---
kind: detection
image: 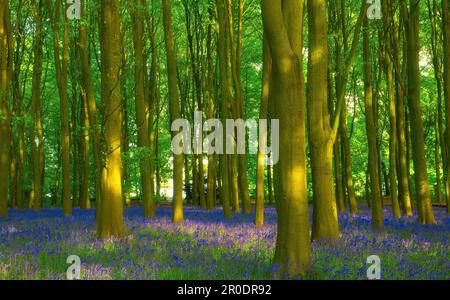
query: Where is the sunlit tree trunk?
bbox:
[262,0,310,277]
[403,0,436,224]
[307,0,339,240]
[97,0,125,238]
[255,36,271,227]
[390,0,413,215]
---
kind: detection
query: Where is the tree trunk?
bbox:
[0,0,12,217]
[262,0,310,277]
[162,0,184,223]
[80,0,102,219]
[442,0,450,213]
[49,0,71,216]
[403,0,436,224]
[216,0,232,219]
[131,0,155,218]
[307,0,339,240]
[363,17,384,230]
[255,35,271,227]
[97,0,125,238]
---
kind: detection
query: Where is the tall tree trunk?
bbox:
[334,0,358,214]
[49,0,71,216]
[216,0,232,219]
[97,0,125,238]
[382,0,401,218]
[308,0,339,240]
[390,0,413,215]
[0,0,12,217]
[403,0,436,224]
[205,7,217,211]
[162,0,184,223]
[30,0,44,212]
[131,0,155,218]
[229,0,252,214]
[79,89,90,210]
[262,0,310,277]
[255,36,271,227]
[363,17,384,230]
[442,0,450,213]
[309,1,366,240]
[80,0,102,219]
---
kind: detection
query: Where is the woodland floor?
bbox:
[0,205,449,280]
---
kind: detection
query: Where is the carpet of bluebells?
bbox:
[0,205,449,280]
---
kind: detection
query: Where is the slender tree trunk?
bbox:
[30,0,44,212]
[390,0,413,215]
[131,0,155,218]
[382,0,401,218]
[205,7,217,211]
[230,0,252,214]
[363,17,384,230]
[216,0,232,219]
[442,0,450,213]
[255,36,271,227]
[79,90,90,210]
[49,0,71,216]
[162,0,184,223]
[0,0,12,217]
[403,0,436,224]
[80,0,102,219]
